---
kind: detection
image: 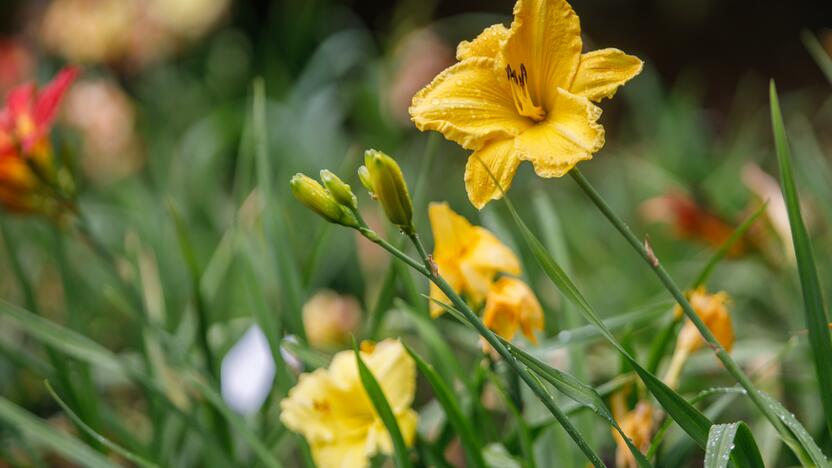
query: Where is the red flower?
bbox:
[0,67,78,158]
[0,67,79,214]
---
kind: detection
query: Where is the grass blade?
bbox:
[404,344,485,468]
[44,380,160,468]
[353,342,413,468]
[252,78,305,340]
[0,396,116,468]
[770,81,832,437]
[705,422,763,468]
[508,344,651,468]
[500,193,764,467]
[802,30,832,85]
[705,423,740,468]
[758,390,828,466]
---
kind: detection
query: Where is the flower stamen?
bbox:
[506,64,545,122]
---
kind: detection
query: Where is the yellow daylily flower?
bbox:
[280,339,418,468]
[482,276,544,345]
[409,0,642,209]
[428,202,521,317]
[664,288,734,388]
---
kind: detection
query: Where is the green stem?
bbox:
[401,233,605,468]
[569,168,794,446]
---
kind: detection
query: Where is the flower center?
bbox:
[506,64,545,122]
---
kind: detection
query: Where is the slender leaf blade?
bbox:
[0,397,116,468]
[353,342,413,468]
[44,380,159,468]
[770,81,832,437]
[706,423,740,468]
[500,193,764,467]
[802,30,832,85]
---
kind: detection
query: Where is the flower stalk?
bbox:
[568,167,796,450]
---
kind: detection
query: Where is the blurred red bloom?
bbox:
[0,67,79,214]
[0,39,34,96]
[640,192,746,256]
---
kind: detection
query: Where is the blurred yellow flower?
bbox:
[409,0,642,208]
[280,339,418,468]
[482,277,544,345]
[302,290,362,349]
[612,401,653,468]
[428,202,520,317]
[664,288,734,388]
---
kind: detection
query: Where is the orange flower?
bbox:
[482,277,544,345]
[612,401,653,468]
[0,67,78,214]
[664,288,734,388]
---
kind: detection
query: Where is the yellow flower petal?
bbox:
[280,340,418,468]
[310,437,369,468]
[366,408,419,456]
[280,369,342,444]
[515,88,605,178]
[501,0,583,111]
[428,202,474,261]
[459,228,522,303]
[570,48,643,102]
[482,277,543,344]
[456,24,509,61]
[410,57,532,150]
[362,339,417,412]
[464,138,521,209]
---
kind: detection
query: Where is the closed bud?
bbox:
[320,169,357,209]
[290,173,358,228]
[363,149,414,234]
[357,165,374,197]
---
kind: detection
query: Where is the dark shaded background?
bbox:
[3,0,831,103]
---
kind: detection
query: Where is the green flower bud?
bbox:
[290,173,358,228]
[357,165,374,197]
[363,149,414,234]
[320,169,357,209]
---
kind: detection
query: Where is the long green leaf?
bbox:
[770,81,832,437]
[353,342,413,468]
[802,30,832,85]
[706,423,741,468]
[44,380,160,468]
[500,194,763,467]
[252,78,305,340]
[758,390,828,466]
[0,396,116,468]
[705,422,763,468]
[404,344,485,468]
[508,344,651,468]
